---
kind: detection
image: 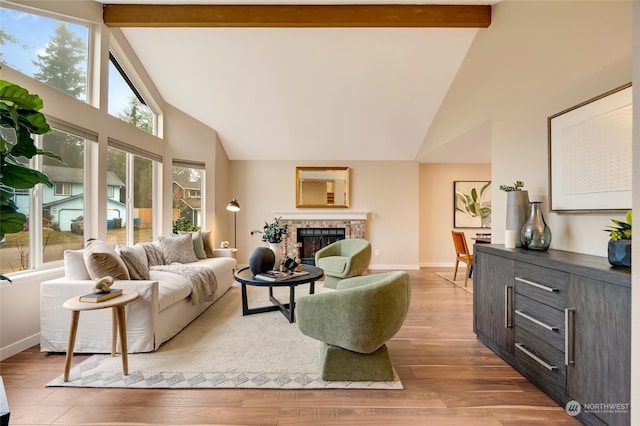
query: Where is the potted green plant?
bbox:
[1,73,61,281]
[251,217,288,244]
[500,180,529,247]
[604,210,631,268]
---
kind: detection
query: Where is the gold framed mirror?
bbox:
[296,166,350,208]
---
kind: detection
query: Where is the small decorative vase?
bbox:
[506,190,529,247]
[269,242,283,270]
[607,239,631,268]
[521,201,551,251]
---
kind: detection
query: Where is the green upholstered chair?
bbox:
[296,271,411,381]
[314,238,371,289]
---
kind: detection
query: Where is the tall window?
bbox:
[0,6,89,102]
[172,163,205,230]
[108,53,155,134]
[107,145,157,247]
[0,127,87,274]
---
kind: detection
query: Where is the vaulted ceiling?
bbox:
[99,1,497,162]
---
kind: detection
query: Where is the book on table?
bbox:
[254,270,310,282]
[79,288,123,303]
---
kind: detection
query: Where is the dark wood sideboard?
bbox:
[473,244,631,426]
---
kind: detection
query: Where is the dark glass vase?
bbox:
[521,201,551,251]
[608,239,631,268]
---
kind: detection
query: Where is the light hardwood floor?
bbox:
[1,269,579,425]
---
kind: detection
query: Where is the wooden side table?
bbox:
[62,290,140,382]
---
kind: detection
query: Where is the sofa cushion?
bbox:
[83,239,130,280]
[201,230,215,258]
[64,249,91,280]
[179,231,207,259]
[160,234,198,264]
[149,270,194,311]
[117,244,151,280]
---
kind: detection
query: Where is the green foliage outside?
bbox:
[172,217,200,234]
[32,22,87,99]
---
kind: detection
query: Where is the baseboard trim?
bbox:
[420,262,456,268]
[369,264,420,270]
[0,333,39,361]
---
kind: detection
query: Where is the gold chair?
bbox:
[451,231,473,287]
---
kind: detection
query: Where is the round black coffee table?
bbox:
[234,265,324,323]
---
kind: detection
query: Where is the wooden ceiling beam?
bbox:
[103,4,491,28]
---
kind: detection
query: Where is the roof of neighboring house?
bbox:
[173,179,201,190]
[43,165,125,187]
[179,198,201,210]
[44,194,126,209]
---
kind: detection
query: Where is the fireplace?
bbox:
[278,212,368,266]
[297,227,346,265]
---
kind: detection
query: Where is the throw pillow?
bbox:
[179,231,207,259]
[137,242,164,266]
[160,234,198,264]
[200,230,215,258]
[116,244,151,280]
[83,238,130,280]
[64,249,91,280]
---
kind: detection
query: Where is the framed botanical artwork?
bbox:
[454,181,491,228]
[548,83,632,212]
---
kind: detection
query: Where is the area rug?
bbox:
[435,271,473,293]
[46,283,402,390]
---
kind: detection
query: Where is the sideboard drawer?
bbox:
[515,295,565,352]
[515,263,568,309]
[515,328,566,394]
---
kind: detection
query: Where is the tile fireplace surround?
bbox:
[275,211,369,257]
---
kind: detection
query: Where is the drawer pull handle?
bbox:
[565,308,575,366]
[504,285,513,328]
[515,310,558,331]
[515,277,558,293]
[515,343,557,371]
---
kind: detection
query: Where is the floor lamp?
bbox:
[226,198,240,248]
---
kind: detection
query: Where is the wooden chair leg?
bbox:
[464,262,469,287]
[453,259,460,280]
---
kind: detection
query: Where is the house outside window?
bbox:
[54,183,72,196]
[172,163,205,230]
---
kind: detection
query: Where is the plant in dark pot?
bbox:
[251,217,289,270]
[604,210,631,268]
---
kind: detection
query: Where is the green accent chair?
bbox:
[297,271,411,381]
[314,238,371,289]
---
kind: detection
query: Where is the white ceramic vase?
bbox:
[268,242,283,270]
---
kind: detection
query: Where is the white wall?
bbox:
[419,163,491,267]
[230,160,420,270]
[422,0,633,257]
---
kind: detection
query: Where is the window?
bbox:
[54,183,71,196]
[172,162,205,230]
[107,145,158,247]
[108,53,155,134]
[0,6,89,102]
[0,127,87,274]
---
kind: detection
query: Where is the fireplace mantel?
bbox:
[273,211,369,220]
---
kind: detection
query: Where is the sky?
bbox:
[0,6,131,116]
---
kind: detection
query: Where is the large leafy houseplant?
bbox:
[1,76,60,241]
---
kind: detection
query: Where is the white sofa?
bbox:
[40,239,237,354]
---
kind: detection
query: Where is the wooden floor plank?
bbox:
[0,269,579,425]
